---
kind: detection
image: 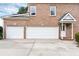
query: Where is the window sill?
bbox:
[50,15,56,17]
[30,15,36,16]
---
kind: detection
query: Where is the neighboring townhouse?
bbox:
[3,3,79,40]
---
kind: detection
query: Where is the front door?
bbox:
[60,23,72,39]
[66,23,72,39]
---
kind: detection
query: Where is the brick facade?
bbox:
[3,3,79,39]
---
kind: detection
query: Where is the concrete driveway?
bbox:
[0,39,79,56]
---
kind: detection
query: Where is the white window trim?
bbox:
[30,6,36,16]
[50,6,56,16]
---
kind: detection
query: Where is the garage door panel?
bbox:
[26,27,59,39]
[6,27,24,39]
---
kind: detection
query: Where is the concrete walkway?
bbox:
[0,39,79,56]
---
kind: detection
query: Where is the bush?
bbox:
[0,26,3,40]
[75,32,79,43]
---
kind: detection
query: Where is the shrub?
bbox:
[75,32,79,43]
[0,26,3,40]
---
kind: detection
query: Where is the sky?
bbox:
[0,3,27,17]
[0,3,27,27]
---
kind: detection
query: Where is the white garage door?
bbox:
[26,27,59,39]
[6,26,24,39]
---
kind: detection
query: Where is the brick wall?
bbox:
[4,3,79,39]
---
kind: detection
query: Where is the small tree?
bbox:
[17,7,28,14]
[0,26,3,40]
[75,32,79,47]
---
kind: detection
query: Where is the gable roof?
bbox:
[60,13,76,23]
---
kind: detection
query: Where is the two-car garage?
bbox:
[6,26,59,39]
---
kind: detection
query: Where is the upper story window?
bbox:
[30,6,36,16]
[50,6,56,16]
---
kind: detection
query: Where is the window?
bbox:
[30,6,36,16]
[50,6,56,16]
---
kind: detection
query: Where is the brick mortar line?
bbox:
[27,40,36,56]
